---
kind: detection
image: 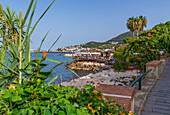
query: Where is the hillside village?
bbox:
[57,41,118,52]
[56,31,136,52]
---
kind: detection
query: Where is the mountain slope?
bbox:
[66,31,136,49]
[105,31,136,44]
[82,31,135,48]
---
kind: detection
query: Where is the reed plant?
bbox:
[0,0,57,87]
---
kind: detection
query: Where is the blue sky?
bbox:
[1,0,170,50]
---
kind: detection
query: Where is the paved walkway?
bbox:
[142,59,170,115]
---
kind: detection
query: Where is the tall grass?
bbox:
[0,0,56,87]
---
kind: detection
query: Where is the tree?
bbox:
[134,16,147,37]
[127,17,135,37]
[152,21,170,53]
[127,16,147,38]
[139,16,147,32]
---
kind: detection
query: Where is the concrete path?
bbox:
[142,59,170,115]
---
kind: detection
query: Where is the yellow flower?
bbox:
[97,96,101,102]
[93,90,99,95]
[92,109,96,114]
[128,110,133,115]
[113,102,116,105]
[128,113,133,115]
[97,106,101,110]
[88,106,92,110]
[88,104,92,110]
[88,104,90,107]
[107,112,111,115]
[115,108,119,110]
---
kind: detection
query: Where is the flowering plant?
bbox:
[0,83,135,115]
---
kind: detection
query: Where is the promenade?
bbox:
[142,59,170,115]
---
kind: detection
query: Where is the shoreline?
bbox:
[60,68,140,88]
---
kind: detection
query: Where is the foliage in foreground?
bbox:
[0,83,132,115]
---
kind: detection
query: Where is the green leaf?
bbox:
[21,109,28,115]
[58,98,70,105]
[38,71,53,79]
[76,109,81,115]
[67,67,79,78]
[3,94,10,98]
[47,75,58,85]
[21,0,34,27]
[18,88,23,94]
[0,62,18,74]
[39,63,49,69]
[6,59,19,76]
[0,78,7,86]
[46,58,79,77]
[65,105,72,115]
[28,109,34,115]
[12,108,20,114]
[54,100,59,105]
[41,91,54,98]
[58,110,65,115]
[24,88,33,93]
[33,106,39,114]
[29,102,34,108]
[74,103,79,107]
[28,0,55,38]
[12,95,22,102]
[51,105,57,115]
[7,111,12,114]
[48,34,61,52]
[8,40,19,58]
[36,31,49,59]
[43,108,51,115]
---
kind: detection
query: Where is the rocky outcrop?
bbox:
[61,69,140,88]
[67,61,106,71]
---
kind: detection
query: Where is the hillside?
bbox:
[82,31,136,48]
[82,41,102,48]
[61,31,136,49]
[105,31,136,44]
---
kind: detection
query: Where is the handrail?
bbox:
[129,69,152,90]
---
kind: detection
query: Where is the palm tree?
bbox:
[139,16,147,32]
[127,16,147,38]
[127,17,135,37]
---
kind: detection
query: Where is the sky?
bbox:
[1,0,170,50]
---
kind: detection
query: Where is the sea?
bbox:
[31,53,92,84]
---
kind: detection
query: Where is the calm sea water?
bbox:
[31,53,92,84]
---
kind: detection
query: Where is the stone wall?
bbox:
[146,57,169,79]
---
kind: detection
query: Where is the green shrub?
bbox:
[0,83,131,115]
